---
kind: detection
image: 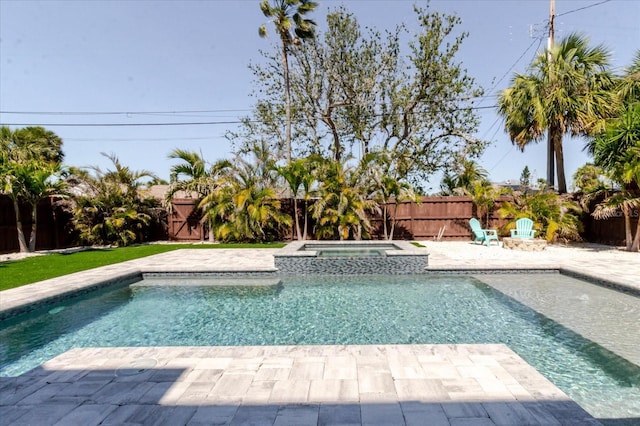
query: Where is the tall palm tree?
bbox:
[498,33,615,193]
[259,0,317,163]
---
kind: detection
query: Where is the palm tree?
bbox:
[440,159,488,196]
[590,102,640,251]
[259,0,317,163]
[466,180,507,229]
[201,145,291,242]
[68,153,159,246]
[312,157,380,240]
[167,149,232,241]
[366,152,419,240]
[1,126,65,252]
[276,156,319,240]
[498,33,615,193]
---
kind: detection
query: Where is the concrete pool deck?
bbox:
[1,241,638,425]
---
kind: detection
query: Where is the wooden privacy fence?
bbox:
[1,194,636,253]
[167,196,510,242]
[0,195,74,253]
[368,196,509,241]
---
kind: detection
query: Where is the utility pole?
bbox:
[546,0,555,189]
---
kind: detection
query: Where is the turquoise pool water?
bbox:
[1,274,639,421]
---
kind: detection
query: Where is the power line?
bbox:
[0,109,252,115]
[0,105,500,127]
[0,120,247,127]
[557,0,612,17]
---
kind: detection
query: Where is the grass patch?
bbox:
[0,243,285,291]
[411,241,426,247]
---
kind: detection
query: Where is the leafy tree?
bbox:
[68,153,160,246]
[239,6,486,187]
[259,0,318,164]
[0,126,65,252]
[498,33,615,193]
[519,166,531,189]
[573,163,608,194]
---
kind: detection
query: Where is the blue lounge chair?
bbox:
[469,218,499,247]
[511,218,537,239]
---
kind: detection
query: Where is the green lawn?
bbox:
[0,243,285,291]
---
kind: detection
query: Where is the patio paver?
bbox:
[1,345,599,425]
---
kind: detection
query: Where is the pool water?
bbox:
[316,249,386,257]
[1,274,639,421]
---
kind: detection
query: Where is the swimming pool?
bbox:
[1,273,639,421]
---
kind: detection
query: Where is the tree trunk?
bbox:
[382,205,389,240]
[546,128,555,190]
[624,211,632,251]
[302,199,309,241]
[28,201,37,252]
[282,42,292,164]
[552,126,567,194]
[208,219,214,242]
[388,203,398,241]
[292,197,302,240]
[631,214,640,252]
[12,197,29,253]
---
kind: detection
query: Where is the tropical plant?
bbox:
[590,115,640,251]
[68,153,160,246]
[587,51,640,251]
[440,159,488,195]
[259,0,318,163]
[201,144,292,242]
[0,126,65,252]
[498,33,615,193]
[366,151,419,240]
[166,148,232,241]
[312,157,380,240]
[498,188,583,243]
[466,180,508,229]
[275,155,321,240]
[572,163,608,194]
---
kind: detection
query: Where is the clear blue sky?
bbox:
[1,0,638,192]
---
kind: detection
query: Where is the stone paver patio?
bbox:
[1,241,638,425]
[2,345,599,425]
